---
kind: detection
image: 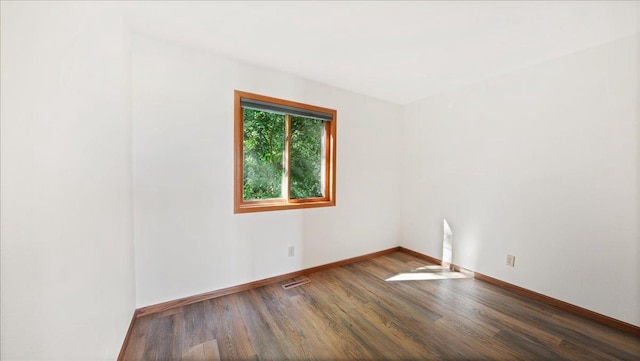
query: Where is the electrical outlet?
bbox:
[506,254,516,267]
[288,246,295,257]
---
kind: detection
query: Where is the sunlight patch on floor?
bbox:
[385,265,470,282]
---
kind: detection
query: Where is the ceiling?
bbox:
[124,1,639,105]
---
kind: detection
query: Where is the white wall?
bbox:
[400,34,640,326]
[132,35,402,307]
[1,2,136,360]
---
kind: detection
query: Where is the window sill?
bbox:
[234,200,336,214]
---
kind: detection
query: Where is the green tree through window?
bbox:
[290,116,324,199]
[235,91,336,213]
[243,109,285,200]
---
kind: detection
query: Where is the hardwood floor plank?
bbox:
[121,318,149,361]
[204,339,222,360]
[122,251,640,360]
[556,339,623,361]
[550,310,640,353]
[182,302,208,350]
[494,329,570,361]
[237,289,289,360]
[261,285,323,359]
[210,296,258,360]
[286,292,355,359]
[296,276,382,359]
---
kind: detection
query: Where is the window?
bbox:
[234,90,336,213]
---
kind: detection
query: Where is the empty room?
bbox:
[1,1,639,360]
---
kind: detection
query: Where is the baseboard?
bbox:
[136,247,400,318]
[398,247,640,337]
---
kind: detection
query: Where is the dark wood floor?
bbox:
[121,251,640,360]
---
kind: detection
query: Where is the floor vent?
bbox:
[282,278,311,290]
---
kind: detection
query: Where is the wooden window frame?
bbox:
[234,90,337,213]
